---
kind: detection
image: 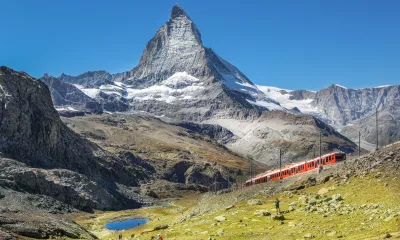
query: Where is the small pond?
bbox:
[105,218,148,230]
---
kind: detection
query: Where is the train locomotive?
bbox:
[244,152,346,187]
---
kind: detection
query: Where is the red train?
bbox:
[244,152,346,187]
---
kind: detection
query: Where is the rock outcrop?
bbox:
[0,66,148,212]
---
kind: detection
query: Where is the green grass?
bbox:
[75,172,400,240]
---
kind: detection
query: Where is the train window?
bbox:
[336,154,344,160]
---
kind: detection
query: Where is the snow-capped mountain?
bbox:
[41,5,357,166]
[47,5,282,117]
[257,84,400,147]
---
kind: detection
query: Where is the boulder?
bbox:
[247,199,264,206]
[214,216,226,222]
[298,195,308,204]
[317,187,329,195]
[154,225,169,230]
[331,194,343,202]
[304,233,314,238]
[254,210,271,216]
[225,205,234,210]
[326,231,336,237]
[272,214,285,221]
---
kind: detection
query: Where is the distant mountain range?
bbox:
[258,84,400,149]
[38,5,399,164]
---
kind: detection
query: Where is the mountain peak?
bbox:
[171,4,189,19]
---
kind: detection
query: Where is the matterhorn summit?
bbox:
[40,5,357,165]
[109,4,281,116]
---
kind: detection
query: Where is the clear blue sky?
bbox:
[1,0,399,90]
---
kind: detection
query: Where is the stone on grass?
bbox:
[384,233,392,238]
[254,210,271,216]
[331,194,343,202]
[318,187,329,195]
[326,230,336,237]
[214,215,226,222]
[247,199,264,205]
[272,214,285,221]
[304,233,314,238]
[153,224,169,230]
[225,205,234,210]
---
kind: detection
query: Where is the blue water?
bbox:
[105,218,148,230]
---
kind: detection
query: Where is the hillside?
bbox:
[77,143,400,239]
[61,114,267,197]
[1,66,271,239]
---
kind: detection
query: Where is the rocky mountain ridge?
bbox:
[0,66,242,239]
[258,84,400,147]
[39,5,357,166]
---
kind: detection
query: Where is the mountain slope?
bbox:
[0,67,153,211]
[258,84,400,147]
[41,5,357,165]
[40,74,102,113]
[77,143,400,240]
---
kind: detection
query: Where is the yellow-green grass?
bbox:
[74,195,200,239]
[75,173,400,240]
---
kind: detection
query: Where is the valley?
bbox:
[0,3,399,240]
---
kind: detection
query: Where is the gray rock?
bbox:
[272,214,285,221]
[254,210,271,216]
[40,74,102,113]
[331,194,343,202]
[0,67,150,214]
[304,233,314,238]
[214,216,226,222]
[225,205,235,210]
[247,199,264,206]
[154,225,169,230]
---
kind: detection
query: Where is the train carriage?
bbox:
[244,152,346,187]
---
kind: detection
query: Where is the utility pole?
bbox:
[319,131,322,164]
[227,172,230,189]
[313,141,316,158]
[359,132,361,157]
[376,107,379,150]
[214,172,217,193]
[279,149,282,179]
[249,158,253,186]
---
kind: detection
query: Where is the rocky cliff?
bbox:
[0,66,149,211]
[40,74,102,113]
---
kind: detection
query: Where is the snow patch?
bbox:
[333,84,347,89]
[126,72,205,103]
[55,107,78,112]
[246,99,285,111]
[257,85,317,113]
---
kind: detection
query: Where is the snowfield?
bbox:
[256,85,317,113]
